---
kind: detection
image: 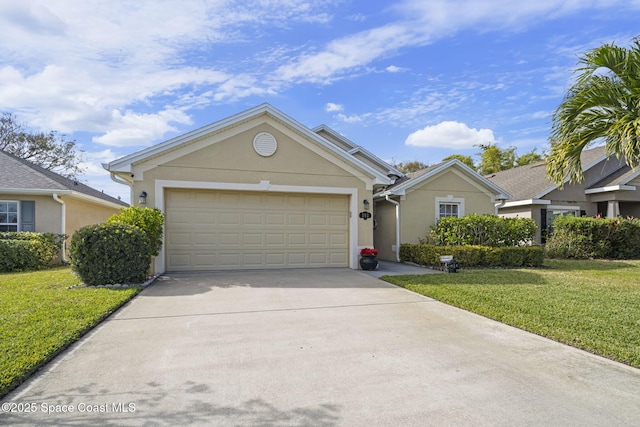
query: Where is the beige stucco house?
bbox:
[104,104,403,273]
[0,150,128,256]
[373,160,511,261]
[487,146,640,243]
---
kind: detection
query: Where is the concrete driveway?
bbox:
[2,268,639,426]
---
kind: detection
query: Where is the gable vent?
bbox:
[253,132,278,157]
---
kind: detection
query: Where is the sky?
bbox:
[1,0,639,203]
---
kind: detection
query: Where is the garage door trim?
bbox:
[153,179,359,273]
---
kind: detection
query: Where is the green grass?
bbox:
[383,259,640,368]
[0,267,140,397]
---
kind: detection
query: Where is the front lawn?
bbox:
[0,267,140,397]
[383,259,640,368]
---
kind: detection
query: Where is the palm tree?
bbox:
[546,38,640,186]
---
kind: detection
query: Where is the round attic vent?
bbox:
[253,132,277,157]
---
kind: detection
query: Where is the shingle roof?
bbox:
[0,150,127,206]
[486,146,608,200]
[383,162,444,191]
[588,164,640,188]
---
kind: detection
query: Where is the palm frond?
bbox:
[547,37,640,186]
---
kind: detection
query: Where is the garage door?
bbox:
[165,189,350,271]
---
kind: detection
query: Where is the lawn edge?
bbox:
[0,280,153,399]
[381,277,640,370]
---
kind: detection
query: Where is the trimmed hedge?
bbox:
[430,214,537,247]
[400,243,544,268]
[546,216,640,259]
[69,223,151,286]
[0,232,65,272]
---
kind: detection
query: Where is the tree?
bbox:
[442,154,476,170]
[546,38,640,186]
[0,113,84,178]
[516,149,543,167]
[393,160,428,174]
[476,144,515,175]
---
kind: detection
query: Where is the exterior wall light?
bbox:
[139,191,148,205]
[363,199,370,211]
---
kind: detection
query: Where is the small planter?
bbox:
[359,255,378,271]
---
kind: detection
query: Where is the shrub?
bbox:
[400,243,544,268]
[0,232,65,272]
[546,216,640,259]
[431,214,537,247]
[107,206,164,257]
[69,223,151,286]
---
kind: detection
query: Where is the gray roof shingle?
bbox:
[486,146,608,200]
[0,150,127,206]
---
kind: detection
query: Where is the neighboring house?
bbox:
[103,103,509,273]
[486,146,640,243]
[0,150,128,255]
[373,160,511,262]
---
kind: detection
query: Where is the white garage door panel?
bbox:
[165,189,349,271]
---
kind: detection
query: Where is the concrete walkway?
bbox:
[361,260,441,278]
[1,268,639,426]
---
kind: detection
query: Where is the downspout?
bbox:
[52,193,67,263]
[385,195,401,263]
[495,198,507,215]
[109,172,134,203]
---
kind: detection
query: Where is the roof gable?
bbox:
[378,159,510,200]
[105,104,392,186]
[312,125,404,179]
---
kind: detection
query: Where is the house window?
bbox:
[0,201,19,232]
[435,196,465,220]
[439,203,459,218]
[546,208,580,228]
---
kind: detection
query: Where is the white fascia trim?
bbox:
[314,125,401,176]
[153,179,360,274]
[373,189,406,199]
[106,104,391,185]
[0,188,73,195]
[388,159,511,200]
[584,185,636,194]
[105,104,274,171]
[312,125,358,150]
[502,199,551,208]
[447,168,511,201]
[548,205,581,211]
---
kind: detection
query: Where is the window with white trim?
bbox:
[439,203,459,218]
[435,196,465,220]
[0,201,19,232]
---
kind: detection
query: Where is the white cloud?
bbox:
[385,65,404,73]
[92,109,192,147]
[0,0,339,143]
[394,0,632,32]
[0,0,637,149]
[78,148,118,177]
[336,113,365,123]
[325,102,343,112]
[273,23,423,84]
[405,121,495,149]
